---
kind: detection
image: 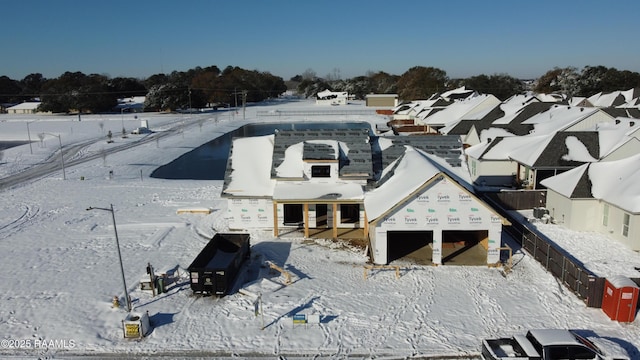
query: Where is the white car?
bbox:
[131,127,151,135]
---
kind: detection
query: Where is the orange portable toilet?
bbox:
[601,275,639,323]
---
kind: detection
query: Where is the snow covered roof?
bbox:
[316,89,348,99]
[588,91,626,108]
[418,94,501,128]
[593,118,640,157]
[222,134,276,197]
[505,134,554,166]
[509,132,601,168]
[273,182,364,201]
[271,129,372,179]
[364,146,442,220]
[522,105,602,134]
[437,86,477,101]
[534,93,566,102]
[541,153,640,213]
[465,135,520,161]
[7,102,41,110]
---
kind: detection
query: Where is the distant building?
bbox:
[6,102,44,114]
[316,90,348,105]
[365,94,398,108]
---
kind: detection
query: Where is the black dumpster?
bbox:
[188,233,251,296]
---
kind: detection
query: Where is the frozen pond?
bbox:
[150,121,372,180]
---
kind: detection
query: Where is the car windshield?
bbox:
[572,332,603,355]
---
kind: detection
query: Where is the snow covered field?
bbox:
[0,99,639,359]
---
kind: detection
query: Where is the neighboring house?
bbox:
[508,131,601,189]
[540,153,640,251]
[316,90,348,105]
[390,99,450,121]
[417,94,501,134]
[221,128,503,266]
[587,88,640,108]
[365,94,398,107]
[523,104,615,135]
[437,86,477,101]
[465,135,523,187]
[446,94,541,146]
[6,102,43,114]
[465,116,640,189]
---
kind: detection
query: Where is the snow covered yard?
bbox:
[0,100,639,359]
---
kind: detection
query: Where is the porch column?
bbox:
[432,230,442,265]
[363,210,369,240]
[332,203,338,239]
[304,203,309,238]
[273,201,278,237]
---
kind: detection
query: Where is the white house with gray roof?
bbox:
[221,128,504,266]
[540,153,640,251]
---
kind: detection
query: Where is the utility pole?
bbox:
[242,90,247,120]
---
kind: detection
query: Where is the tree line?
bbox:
[1,64,639,114]
[296,65,640,102]
[0,65,287,113]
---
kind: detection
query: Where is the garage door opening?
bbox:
[441,230,488,265]
[387,231,433,265]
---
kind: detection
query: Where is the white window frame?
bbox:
[622,213,630,237]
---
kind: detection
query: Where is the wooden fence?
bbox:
[485,190,547,210]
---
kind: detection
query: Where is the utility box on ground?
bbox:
[601,275,639,322]
[188,233,251,296]
[122,312,151,338]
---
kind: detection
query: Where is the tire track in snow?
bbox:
[0,203,39,237]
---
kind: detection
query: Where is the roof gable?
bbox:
[542,153,640,213]
[533,132,599,167]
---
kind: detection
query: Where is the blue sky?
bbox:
[2,0,640,81]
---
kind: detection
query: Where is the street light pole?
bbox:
[26,121,33,154]
[86,204,132,312]
[40,132,66,180]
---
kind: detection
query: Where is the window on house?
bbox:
[311,165,331,178]
[622,213,630,237]
[603,204,609,226]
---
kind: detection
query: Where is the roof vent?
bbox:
[631,121,635,127]
[615,119,621,125]
[580,107,584,112]
[487,137,492,143]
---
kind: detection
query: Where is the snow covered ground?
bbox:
[0,99,639,359]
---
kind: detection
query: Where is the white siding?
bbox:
[546,190,600,231]
[564,111,614,131]
[227,198,274,230]
[604,204,640,251]
[601,138,640,162]
[369,176,502,265]
[473,159,518,186]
